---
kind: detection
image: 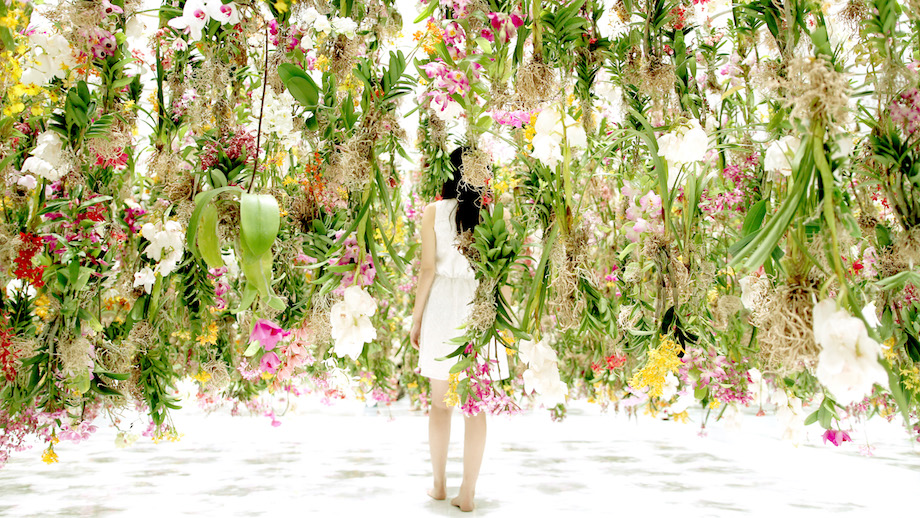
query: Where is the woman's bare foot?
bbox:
[450,489,475,512]
[427,486,447,501]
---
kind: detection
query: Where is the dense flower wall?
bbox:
[1,0,919,465]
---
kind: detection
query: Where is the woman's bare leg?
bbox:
[451,411,485,512]
[427,379,451,500]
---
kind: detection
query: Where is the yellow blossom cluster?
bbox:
[171,330,192,341]
[491,166,518,196]
[196,321,220,345]
[523,113,537,145]
[413,21,443,55]
[628,336,682,398]
[41,445,59,464]
[882,337,899,363]
[315,55,330,72]
[192,369,212,383]
[902,365,920,392]
[151,428,183,444]
[443,372,461,407]
[33,294,52,321]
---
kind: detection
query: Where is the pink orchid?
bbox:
[250,319,290,351]
[101,0,124,16]
[259,351,281,373]
[822,429,852,447]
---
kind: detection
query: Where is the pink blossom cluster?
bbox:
[490,108,532,127]
[458,350,521,417]
[208,266,230,310]
[700,163,759,220]
[679,346,754,406]
[310,374,347,405]
[623,187,663,242]
[890,88,920,136]
[482,12,524,44]
[275,324,317,382]
[123,205,146,234]
[331,231,376,296]
[100,1,124,17]
[420,61,471,111]
[440,0,475,18]
[404,191,426,221]
[200,130,258,170]
[0,406,55,468]
[270,20,306,52]
[80,27,119,60]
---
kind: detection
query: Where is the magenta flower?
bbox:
[250,319,289,351]
[822,429,852,447]
[259,351,281,374]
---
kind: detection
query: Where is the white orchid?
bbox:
[206,0,240,25]
[531,105,588,168]
[22,131,68,182]
[168,0,210,41]
[813,299,888,406]
[313,14,332,34]
[5,279,37,300]
[738,274,769,311]
[330,285,378,360]
[20,31,76,85]
[764,135,800,177]
[141,220,185,277]
[133,267,156,294]
[331,16,358,39]
[518,337,558,368]
[656,119,709,187]
[519,334,567,407]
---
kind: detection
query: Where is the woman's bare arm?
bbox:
[410,204,437,348]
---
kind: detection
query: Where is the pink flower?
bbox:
[250,319,289,351]
[101,0,123,16]
[259,351,281,373]
[822,429,852,447]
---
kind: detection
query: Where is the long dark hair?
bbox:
[441,146,484,235]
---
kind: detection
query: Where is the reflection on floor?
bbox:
[2,397,918,517]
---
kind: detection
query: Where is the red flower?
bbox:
[0,315,19,382]
[13,233,46,288]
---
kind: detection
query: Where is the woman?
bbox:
[410,146,509,512]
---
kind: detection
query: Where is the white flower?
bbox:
[861,302,880,329]
[813,299,888,406]
[331,16,358,39]
[141,220,185,277]
[330,285,377,360]
[738,274,768,311]
[133,267,156,294]
[775,395,805,446]
[657,119,709,186]
[313,15,332,34]
[296,7,320,26]
[5,279,36,299]
[660,371,680,401]
[206,0,240,24]
[522,362,568,407]
[764,135,800,177]
[22,131,68,182]
[16,174,37,190]
[21,31,76,85]
[168,0,210,41]
[531,106,587,168]
[518,337,558,368]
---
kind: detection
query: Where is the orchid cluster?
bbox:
[519,334,569,408]
[330,286,378,361]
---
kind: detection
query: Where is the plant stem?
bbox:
[249,20,270,194]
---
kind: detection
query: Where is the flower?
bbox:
[20,31,76,85]
[133,267,156,294]
[519,335,568,407]
[250,319,289,351]
[140,220,185,277]
[206,0,240,24]
[101,0,124,16]
[168,0,210,41]
[259,351,281,373]
[330,285,377,360]
[656,119,709,187]
[21,131,67,182]
[331,16,358,38]
[813,299,888,406]
[530,106,588,168]
[822,429,853,447]
[5,279,36,300]
[738,274,768,311]
[764,135,800,177]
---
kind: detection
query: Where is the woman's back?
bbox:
[432,198,475,280]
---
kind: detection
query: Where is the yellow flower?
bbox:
[901,366,920,392]
[41,445,59,464]
[261,372,274,381]
[444,372,461,407]
[672,410,690,423]
[193,370,212,383]
[628,337,682,398]
[407,382,418,389]
[195,321,219,345]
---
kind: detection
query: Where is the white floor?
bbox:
[1,397,918,518]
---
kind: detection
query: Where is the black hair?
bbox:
[440,146,484,235]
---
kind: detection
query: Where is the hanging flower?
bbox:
[519,336,568,407]
[249,319,290,351]
[764,135,800,177]
[531,106,588,168]
[656,119,710,187]
[813,299,888,406]
[140,221,185,277]
[206,0,241,25]
[133,267,156,294]
[21,131,68,182]
[330,285,377,360]
[167,0,210,41]
[821,429,853,446]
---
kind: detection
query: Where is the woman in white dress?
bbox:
[410,146,508,512]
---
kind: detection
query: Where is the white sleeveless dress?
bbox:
[418,199,510,380]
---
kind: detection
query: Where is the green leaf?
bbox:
[742,199,768,236]
[197,204,224,269]
[186,186,243,263]
[278,63,319,109]
[240,193,280,258]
